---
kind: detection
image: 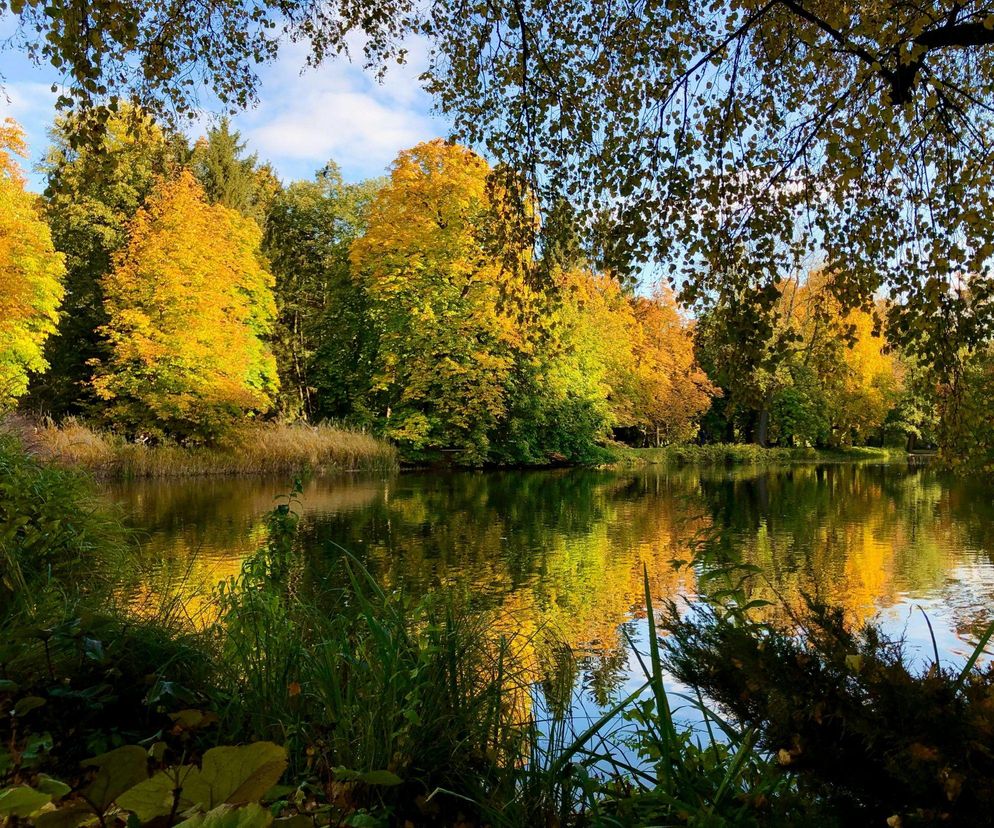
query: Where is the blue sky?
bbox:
[0,16,449,192]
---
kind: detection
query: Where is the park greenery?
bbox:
[2,3,994,825]
[0,103,988,469]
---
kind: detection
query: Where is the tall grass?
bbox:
[11,416,398,477]
[207,497,791,825]
[612,442,900,467]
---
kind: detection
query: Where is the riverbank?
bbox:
[7,417,399,477]
[3,435,992,827]
[610,443,904,468]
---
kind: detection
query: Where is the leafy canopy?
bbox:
[0,120,66,410]
[91,170,278,441]
[31,106,186,415]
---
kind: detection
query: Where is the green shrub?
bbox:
[664,601,994,826]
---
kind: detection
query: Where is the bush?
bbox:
[664,600,994,826]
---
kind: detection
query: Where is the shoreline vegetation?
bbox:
[6,417,399,477]
[610,443,909,468]
[3,436,992,827]
[5,416,913,478]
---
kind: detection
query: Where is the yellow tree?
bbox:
[777,271,903,446]
[351,140,536,463]
[92,170,278,441]
[544,271,715,447]
[0,120,65,409]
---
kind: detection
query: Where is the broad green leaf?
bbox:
[117,767,193,823]
[35,800,95,828]
[12,695,46,716]
[273,816,313,828]
[36,774,72,799]
[181,743,287,808]
[81,746,149,812]
[358,771,402,787]
[175,803,273,828]
[0,785,52,817]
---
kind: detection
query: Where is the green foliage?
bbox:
[192,118,277,223]
[935,346,994,472]
[0,742,287,827]
[262,164,381,421]
[664,601,994,827]
[0,433,122,619]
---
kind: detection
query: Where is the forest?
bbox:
[2,108,981,470]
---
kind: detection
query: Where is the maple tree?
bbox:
[91,170,278,441]
[0,120,66,410]
[631,289,717,446]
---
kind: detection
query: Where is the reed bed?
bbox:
[10,416,399,477]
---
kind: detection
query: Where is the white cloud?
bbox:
[0,24,447,189]
[234,37,445,182]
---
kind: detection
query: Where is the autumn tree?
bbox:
[631,290,716,445]
[92,171,278,441]
[351,140,538,464]
[773,273,903,447]
[0,120,65,410]
[263,163,381,420]
[7,0,994,354]
[31,107,187,414]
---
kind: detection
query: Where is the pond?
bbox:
[102,460,994,723]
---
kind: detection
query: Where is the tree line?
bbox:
[0,109,984,467]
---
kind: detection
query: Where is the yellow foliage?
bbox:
[351,140,537,462]
[549,270,715,440]
[0,120,66,408]
[780,270,903,443]
[91,170,278,440]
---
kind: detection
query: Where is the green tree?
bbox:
[262,163,382,420]
[351,140,537,464]
[92,171,278,441]
[30,107,186,415]
[192,118,276,222]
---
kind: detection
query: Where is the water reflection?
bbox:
[104,462,994,690]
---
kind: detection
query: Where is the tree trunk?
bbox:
[753,407,769,448]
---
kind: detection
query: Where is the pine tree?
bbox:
[192,118,273,222]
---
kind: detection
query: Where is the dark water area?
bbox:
[102,461,994,726]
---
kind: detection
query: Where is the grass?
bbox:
[610,442,902,468]
[8,416,399,477]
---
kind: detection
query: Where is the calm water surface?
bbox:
[102,461,994,717]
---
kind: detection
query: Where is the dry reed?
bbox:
[8,416,398,477]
